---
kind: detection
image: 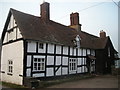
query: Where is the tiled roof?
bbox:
[8,8,109,49]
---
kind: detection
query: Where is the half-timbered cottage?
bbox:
[0,2,117,86]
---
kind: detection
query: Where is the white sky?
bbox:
[0,0,119,50]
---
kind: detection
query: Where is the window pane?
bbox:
[38,63,40,67]
[41,66,44,70]
[38,59,40,62]
[34,58,37,62]
[38,66,40,70]
[11,66,13,73]
[34,66,37,70]
[42,58,44,62]
[11,61,13,64]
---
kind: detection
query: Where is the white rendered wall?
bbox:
[56,45,61,54]
[27,41,36,53]
[1,40,24,85]
[56,67,61,76]
[47,56,54,65]
[63,46,68,55]
[48,43,54,53]
[3,15,22,44]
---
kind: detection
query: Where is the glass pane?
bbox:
[11,67,13,73]
[34,63,37,66]
[38,63,40,67]
[38,67,40,70]
[38,59,40,62]
[9,66,10,72]
[42,66,44,70]
[34,66,37,70]
[11,61,13,64]
[34,58,37,62]
[42,58,44,62]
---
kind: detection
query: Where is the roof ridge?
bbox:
[81,31,98,38]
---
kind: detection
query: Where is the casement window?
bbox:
[39,43,44,49]
[8,60,13,74]
[33,58,45,71]
[69,58,77,72]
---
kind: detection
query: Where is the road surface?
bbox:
[48,75,118,88]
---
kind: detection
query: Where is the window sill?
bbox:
[0,71,5,73]
[7,73,13,76]
[33,70,45,72]
[69,70,77,73]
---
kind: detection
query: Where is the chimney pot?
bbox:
[100,30,106,38]
[70,12,79,25]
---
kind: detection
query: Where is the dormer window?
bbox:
[74,35,81,48]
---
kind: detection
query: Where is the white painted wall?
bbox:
[27,41,36,53]
[63,46,68,55]
[1,40,24,85]
[47,56,54,65]
[56,56,61,65]
[87,49,90,55]
[70,47,73,55]
[27,55,31,67]
[3,14,22,44]
[78,48,82,56]
[78,58,82,65]
[56,45,61,54]
[46,68,54,76]
[16,28,22,39]
[48,43,54,53]
[77,67,82,73]
[56,67,61,76]
[7,15,17,30]
[83,49,86,56]
[62,68,68,75]
[26,69,31,77]
[62,57,68,65]
[73,48,76,56]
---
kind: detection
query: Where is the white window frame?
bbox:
[8,60,13,74]
[69,58,77,72]
[33,58,45,71]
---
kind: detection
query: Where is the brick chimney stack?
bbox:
[100,30,106,38]
[70,12,79,25]
[40,2,50,21]
[70,12,82,31]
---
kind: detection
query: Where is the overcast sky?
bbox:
[0,0,119,50]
